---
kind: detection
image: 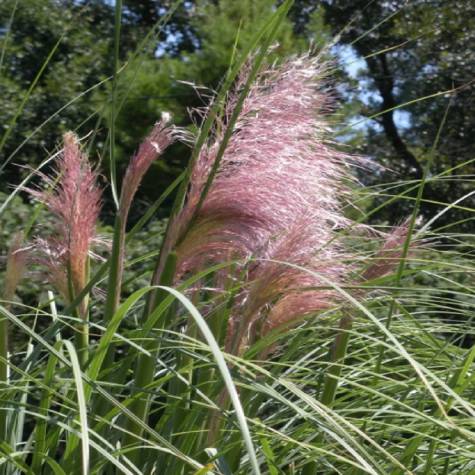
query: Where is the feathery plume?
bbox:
[176,54,354,275]
[171,53,417,357]
[172,54,360,354]
[29,132,102,310]
[1,232,28,392]
[119,119,178,223]
[102,119,180,323]
[252,220,348,336]
[225,217,350,353]
[363,220,412,281]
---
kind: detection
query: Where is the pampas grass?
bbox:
[0,2,473,474]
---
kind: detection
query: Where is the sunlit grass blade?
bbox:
[158,286,261,475]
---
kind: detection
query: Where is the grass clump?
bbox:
[0,2,474,474]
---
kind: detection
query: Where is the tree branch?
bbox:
[365,52,424,179]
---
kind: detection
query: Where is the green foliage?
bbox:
[316,0,475,228]
[0,1,113,177]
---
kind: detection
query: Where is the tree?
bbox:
[0,1,114,188]
[1,0,329,219]
[315,0,475,227]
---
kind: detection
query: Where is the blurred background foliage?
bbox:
[0,0,473,228]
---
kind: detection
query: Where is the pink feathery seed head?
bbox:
[30,132,102,302]
[34,237,70,301]
[252,218,349,299]
[224,218,352,354]
[363,220,414,281]
[119,118,181,223]
[175,54,358,279]
[171,53,370,357]
[261,291,334,335]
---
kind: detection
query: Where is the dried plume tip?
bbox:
[103,118,180,316]
[29,132,102,306]
[119,117,180,222]
[363,220,414,281]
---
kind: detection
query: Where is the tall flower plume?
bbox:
[176,55,353,271]
[29,132,102,311]
[363,220,413,281]
[3,232,28,304]
[171,53,413,356]
[102,119,180,321]
[119,119,179,224]
[171,54,359,353]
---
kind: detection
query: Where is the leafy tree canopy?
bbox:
[1,0,473,228]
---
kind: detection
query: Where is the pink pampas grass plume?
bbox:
[175,53,355,278]
[102,118,180,319]
[225,217,351,354]
[171,53,361,355]
[171,53,416,357]
[119,118,179,224]
[363,220,413,281]
[28,132,102,311]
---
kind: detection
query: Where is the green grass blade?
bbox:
[158,286,261,475]
[108,0,123,208]
[61,340,90,475]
